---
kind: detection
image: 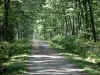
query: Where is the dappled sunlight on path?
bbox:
[23,39,88,75]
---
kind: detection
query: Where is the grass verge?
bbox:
[49,41,100,75]
[0,38,32,75]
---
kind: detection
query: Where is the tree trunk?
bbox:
[72,19,75,35]
[88,0,96,42]
[0,0,1,4]
[3,0,10,41]
[83,0,90,39]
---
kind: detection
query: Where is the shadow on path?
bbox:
[24,39,88,75]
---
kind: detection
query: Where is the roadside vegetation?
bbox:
[0,38,32,75]
[49,35,100,75]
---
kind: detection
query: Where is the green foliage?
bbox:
[0,38,31,65]
[0,42,11,64]
[0,38,31,74]
[51,37,100,75]
[0,63,25,75]
[10,40,30,57]
[61,36,77,50]
[52,35,78,50]
[75,39,100,60]
[52,35,65,44]
[52,35,100,62]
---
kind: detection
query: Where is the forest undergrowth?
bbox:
[49,35,100,75]
[0,38,32,75]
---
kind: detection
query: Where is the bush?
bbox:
[0,42,11,64]
[52,35,78,51]
[51,35,100,62]
[52,35,65,45]
[0,38,31,65]
[61,36,77,50]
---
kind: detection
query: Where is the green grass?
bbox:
[49,42,100,75]
[1,54,28,75]
[0,38,32,75]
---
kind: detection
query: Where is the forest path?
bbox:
[25,38,87,75]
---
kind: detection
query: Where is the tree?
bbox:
[88,0,96,42]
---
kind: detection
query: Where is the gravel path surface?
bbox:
[25,39,88,75]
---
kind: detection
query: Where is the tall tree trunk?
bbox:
[88,0,96,42]
[78,0,82,33]
[65,16,68,35]
[4,0,10,41]
[72,19,75,35]
[83,0,90,39]
[0,0,1,4]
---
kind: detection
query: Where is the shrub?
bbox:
[0,42,11,64]
[0,38,31,65]
[52,35,65,45]
[61,36,77,51]
[51,35,100,62]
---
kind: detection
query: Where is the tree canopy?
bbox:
[0,0,100,42]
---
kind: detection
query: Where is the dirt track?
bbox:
[25,39,88,75]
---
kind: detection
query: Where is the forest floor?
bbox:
[24,38,88,75]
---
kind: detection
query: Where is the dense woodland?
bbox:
[0,0,100,75]
[0,0,100,41]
